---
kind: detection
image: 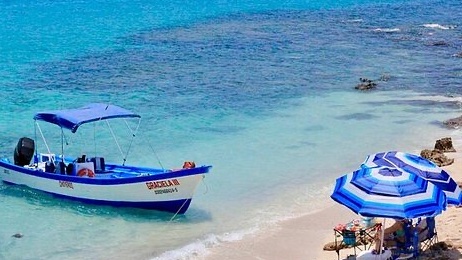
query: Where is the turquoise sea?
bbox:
[1,0,461,259]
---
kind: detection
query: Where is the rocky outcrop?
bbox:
[420,149,454,167]
[355,78,377,91]
[443,116,462,129]
[435,137,456,152]
[378,74,391,82]
[427,41,450,47]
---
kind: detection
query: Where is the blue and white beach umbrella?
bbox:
[362,151,462,205]
[331,166,447,219]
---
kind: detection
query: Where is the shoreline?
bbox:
[202,201,357,260]
[203,141,462,260]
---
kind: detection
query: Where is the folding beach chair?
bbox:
[419,217,438,253]
[390,220,419,260]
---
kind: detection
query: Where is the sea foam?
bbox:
[151,228,258,260]
[423,23,456,30]
[373,28,401,33]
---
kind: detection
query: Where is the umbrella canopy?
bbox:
[331,166,447,219]
[362,151,462,205]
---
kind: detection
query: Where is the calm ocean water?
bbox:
[1,0,462,259]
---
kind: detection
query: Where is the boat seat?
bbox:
[57,161,66,175]
[66,163,74,175]
[90,157,105,173]
[45,162,56,173]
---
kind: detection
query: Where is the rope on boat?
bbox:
[123,118,140,163]
[34,121,38,166]
[105,117,141,166]
[201,175,209,195]
[169,198,190,222]
[169,175,207,221]
[147,141,164,170]
[60,128,64,161]
[106,120,125,164]
[169,184,197,222]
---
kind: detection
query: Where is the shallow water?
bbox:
[1,0,462,259]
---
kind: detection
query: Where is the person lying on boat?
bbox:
[170,161,196,171]
[183,161,196,169]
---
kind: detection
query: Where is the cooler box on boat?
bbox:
[90,157,105,173]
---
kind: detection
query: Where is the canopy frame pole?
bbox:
[144,118,164,170]
[35,121,54,163]
[105,120,125,164]
[123,118,141,166]
[34,120,38,166]
[60,127,64,161]
[93,122,97,157]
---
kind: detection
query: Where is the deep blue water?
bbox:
[1,0,462,259]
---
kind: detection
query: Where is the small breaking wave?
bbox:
[423,23,456,30]
[345,19,363,23]
[151,228,258,260]
[373,28,400,33]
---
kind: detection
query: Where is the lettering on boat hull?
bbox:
[145,179,180,190]
[59,181,74,189]
[154,187,178,194]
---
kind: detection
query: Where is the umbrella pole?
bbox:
[380,218,386,254]
[375,218,386,255]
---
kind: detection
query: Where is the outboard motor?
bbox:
[14,137,35,166]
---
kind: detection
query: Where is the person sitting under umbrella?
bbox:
[374,219,408,251]
[383,219,409,247]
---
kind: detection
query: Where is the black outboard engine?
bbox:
[14,137,35,166]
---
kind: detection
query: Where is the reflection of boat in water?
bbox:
[0,103,212,214]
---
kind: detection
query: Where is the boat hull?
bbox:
[0,161,210,214]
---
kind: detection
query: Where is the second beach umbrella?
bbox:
[331,166,447,219]
[361,151,462,205]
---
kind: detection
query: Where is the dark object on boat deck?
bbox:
[77,154,86,163]
[14,137,35,166]
[57,161,66,174]
[45,162,56,173]
[66,163,74,175]
[90,157,105,172]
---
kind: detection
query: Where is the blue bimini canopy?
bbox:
[33,103,141,133]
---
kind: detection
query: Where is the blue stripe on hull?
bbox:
[0,160,211,185]
[2,181,192,214]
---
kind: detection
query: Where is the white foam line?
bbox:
[423,23,456,30]
[150,228,258,260]
[373,28,400,32]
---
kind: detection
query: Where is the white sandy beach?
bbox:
[203,141,462,260]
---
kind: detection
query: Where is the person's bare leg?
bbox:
[374,229,382,252]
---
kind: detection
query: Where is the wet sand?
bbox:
[203,143,462,260]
